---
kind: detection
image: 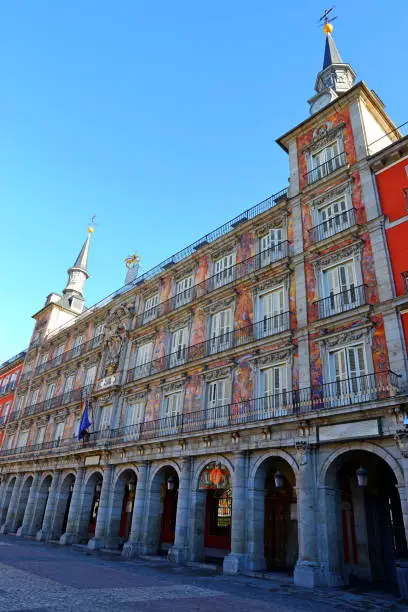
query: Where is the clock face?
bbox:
[311,92,332,115]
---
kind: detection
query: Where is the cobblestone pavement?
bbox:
[0,536,407,612]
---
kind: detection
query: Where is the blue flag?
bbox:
[78,400,91,440]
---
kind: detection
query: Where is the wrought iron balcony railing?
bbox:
[0,371,401,460]
[305,152,347,186]
[22,384,94,419]
[134,241,289,329]
[309,208,356,243]
[33,334,104,378]
[313,285,366,320]
[127,311,291,384]
[0,382,17,397]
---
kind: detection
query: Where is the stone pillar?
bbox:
[88,465,114,550]
[168,457,191,563]
[16,473,42,537]
[294,445,321,588]
[122,462,149,558]
[223,452,248,574]
[189,489,206,562]
[0,478,9,524]
[317,486,344,587]
[36,472,61,541]
[383,309,408,384]
[60,468,85,545]
[1,474,23,533]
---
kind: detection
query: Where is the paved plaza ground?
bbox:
[0,536,407,612]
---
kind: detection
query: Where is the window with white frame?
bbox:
[92,323,105,347]
[53,343,65,365]
[64,374,75,396]
[170,327,188,367]
[321,259,360,317]
[134,342,153,378]
[99,405,112,431]
[309,141,344,183]
[44,382,56,407]
[206,378,230,427]
[14,395,25,414]
[209,308,233,354]
[260,364,288,414]
[258,287,286,337]
[2,402,11,420]
[35,425,46,445]
[29,387,40,406]
[9,372,18,390]
[72,334,83,357]
[124,401,144,428]
[161,392,182,434]
[84,365,97,388]
[1,375,9,392]
[17,429,29,448]
[5,433,15,449]
[54,421,65,441]
[259,228,284,267]
[213,253,235,288]
[316,197,353,241]
[143,293,160,322]
[328,343,369,404]
[175,275,194,307]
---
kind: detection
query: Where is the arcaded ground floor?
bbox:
[0,535,407,612]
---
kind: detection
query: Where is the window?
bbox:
[310,141,343,183]
[9,372,18,390]
[134,342,153,379]
[54,421,65,441]
[209,309,233,354]
[64,375,75,396]
[258,288,285,337]
[328,344,370,405]
[161,392,182,434]
[175,276,194,307]
[259,229,284,267]
[207,379,229,427]
[14,395,25,414]
[321,260,361,317]
[124,402,144,427]
[170,327,188,367]
[99,405,112,431]
[1,375,10,393]
[44,382,56,408]
[53,343,65,366]
[17,430,29,448]
[317,198,353,241]
[2,402,11,420]
[35,426,46,445]
[260,364,288,415]
[5,433,14,449]
[143,294,159,323]
[213,253,235,288]
[29,387,40,406]
[92,323,104,347]
[84,365,97,388]
[72,335,83,357]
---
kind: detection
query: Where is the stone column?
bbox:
[36,472,61,541]
[122,462,149,558]
[60,467,85,545]
[0,478,8,524]
[168,456,191,563]
[1,474,23,534]
[223,452,248,574]
[16,473,42,537]
[88,464,114,550]
[293,444,321,588]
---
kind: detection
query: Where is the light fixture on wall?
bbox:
[128,481,136,492]
[95,482,102,493]
[356,466,368,488]
[167,476,176,491]
[274,471,284,489]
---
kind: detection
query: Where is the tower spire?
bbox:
[308,13,356,115]
[61,226,94,314]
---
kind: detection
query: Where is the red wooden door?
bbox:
[204,489,231,550]
[160,490,178,544]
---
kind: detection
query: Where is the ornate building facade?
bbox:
[0,28,407,590]
[0,351,26,448]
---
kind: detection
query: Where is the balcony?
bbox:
[134,241,289,329]
[313,285,366,320]
[33,334,104,378]
[0,371,401,461]
[309,208,356,243]
[0,382,16,397]
[305,152,347,186]
[127,311,291,384]
[22,384,94,418]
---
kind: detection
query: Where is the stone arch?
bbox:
[192,455,235,491]
[0,476,16,526]
[14,475,34,533]
[107,466,138,547]
[319,442,404,488]
[247,451,299,572]
[112,464,139,490]
[52,473,76,540]
[76,470,103,543]
[143,463,180,555]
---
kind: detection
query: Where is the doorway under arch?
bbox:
[52,473,76,540]
[76,472,103,543]
[144,465,179,555]
[14,476,33,533]
[0,477,16,527]
[31,475,52,536]
[108,468,138,548]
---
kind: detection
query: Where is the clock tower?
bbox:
[308,23,356,115]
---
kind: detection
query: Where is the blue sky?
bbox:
[0,1,407,363]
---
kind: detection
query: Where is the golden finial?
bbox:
[319,7,337,34]
[88,214,97,234]
[323,22,333,34]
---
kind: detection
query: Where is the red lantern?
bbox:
[209,467,222,486]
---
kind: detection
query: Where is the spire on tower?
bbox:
[322,33,343,70]
[61,226,94,314]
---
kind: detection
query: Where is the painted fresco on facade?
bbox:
[184,372,203,413]
[234,286,253,328]
[195,254,209,298]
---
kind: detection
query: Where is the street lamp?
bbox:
[356,466,368,488]
[274,471,284,489]
[128,481,136,492]
[95,482,102,493]
[167,476,176,491]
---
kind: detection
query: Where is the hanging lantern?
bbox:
[95,482,102,493]
[356,466,368,488]
[274,471,284,489]
[128,481,136,492]
[167,476,176,491]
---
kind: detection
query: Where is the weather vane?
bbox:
[88,214,98,234]
[319,7,337,33]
